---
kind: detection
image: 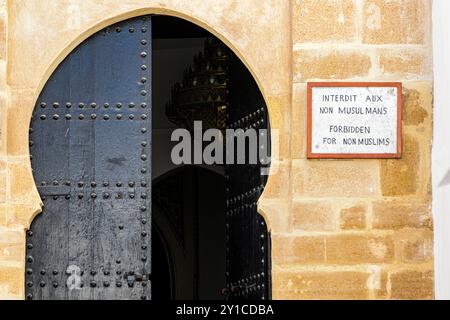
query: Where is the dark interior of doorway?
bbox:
[152,167,226,300]
[151,16,271,300]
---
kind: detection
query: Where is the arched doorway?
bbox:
[26,15,270,300]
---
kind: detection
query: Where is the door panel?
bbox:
[26,16,152,300]
[225,55,271,300]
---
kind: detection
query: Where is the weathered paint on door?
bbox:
[26,16,152,300]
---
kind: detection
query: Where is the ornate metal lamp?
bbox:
[166,37,229,131]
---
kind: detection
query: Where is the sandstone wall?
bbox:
[270,0,433,300]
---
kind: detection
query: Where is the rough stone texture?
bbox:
[0,264,23,297]
[0,228,23,263]
[294,159,380,198]
[0,90,6,155]
[402,83,432,126]
[380,49,431,80]
[266,94,291,160]
[362,0,428,44]
[273,269,372,299]
[272,235,325,265]
[292,0,357,43]
[7,203,41,229]
[258,199,291,234]
[389,270,434,299]
[326,234,395,264]
[290,159,304,197]
[7,91,34,156]
[261,160,290,199]
[372,200,432,230]
[293,49,372,82]
[7,0,291,97]
[380,134,420,196]
[374,270,389,299]
[0,0,5,60]
[0,0,6,155]
[395,229,433,263]
[0,167,5,204]
[340,204,367,230]
[8,161,35,202]
[291,84,306,159]
[0,204,6,227]
[292,200,336,231]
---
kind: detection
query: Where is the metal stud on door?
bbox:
[26,16,152,300]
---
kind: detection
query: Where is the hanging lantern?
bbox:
[166,37,229,131]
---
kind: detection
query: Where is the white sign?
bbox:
[307,83,402,158]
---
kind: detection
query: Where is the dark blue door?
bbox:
[26,16,152,300]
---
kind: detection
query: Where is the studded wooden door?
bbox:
[224,56,271,300]
[26,16,152,300]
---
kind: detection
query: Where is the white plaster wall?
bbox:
[432,0,450,300]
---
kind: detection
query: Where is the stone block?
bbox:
[296,159,379,198]
[340,203,367,230]
[0,228,24,263]
[380,135,419,196]
[380,49,431,80]
[389,270,434,299]
[363,0,428,44]
[0,264,23,296]
[291,84,307,159]
[326,234,395,264]
[272,235,325,265]
[292,200,336,231]
[273,269,371,299]
[402,84,432,126]
[293,49,372,82]
[372,200,431,230]
[292,0,357,43]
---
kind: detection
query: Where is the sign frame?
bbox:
[307,82,403,159]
